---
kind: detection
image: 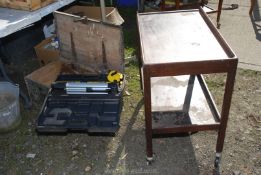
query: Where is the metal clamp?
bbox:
[74,16,88,24]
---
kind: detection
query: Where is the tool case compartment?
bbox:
[37,95,122,133]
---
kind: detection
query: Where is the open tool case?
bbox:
[36,7,124,133]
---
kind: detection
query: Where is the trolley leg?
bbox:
[138,0,145,12]
[216,69,237,151]
[175,0,180,10]
[216,0,223,28]
[161,0,165,11]
[143,67,153,164]
[215,64,237,173]
[249,0,256,15]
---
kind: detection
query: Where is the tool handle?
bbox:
[51,82,66,89]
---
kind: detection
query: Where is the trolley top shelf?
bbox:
[137,8,237,65]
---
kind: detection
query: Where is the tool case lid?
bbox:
[54,6,124,75]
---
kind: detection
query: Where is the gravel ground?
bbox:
[0,60,260,175]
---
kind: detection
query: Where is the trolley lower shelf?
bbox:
[151,75,220,134]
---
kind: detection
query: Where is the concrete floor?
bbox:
[209,0,261,71]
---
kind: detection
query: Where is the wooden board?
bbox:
[24,61,82,102]
[0,0,55,11]
[54,8,124,75]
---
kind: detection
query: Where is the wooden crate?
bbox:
[0,0,56,11]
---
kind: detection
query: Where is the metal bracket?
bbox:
[74,16,88,24]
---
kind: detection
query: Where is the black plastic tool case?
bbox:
[37,75,122,133]
[36,8,124,133]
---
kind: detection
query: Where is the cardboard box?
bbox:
[34,37,59,66]
[25,6,124,103]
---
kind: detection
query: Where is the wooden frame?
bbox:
[160,0,224,28]
[161,0,204,10]
[137,8,238,173]
[249,0,257,15]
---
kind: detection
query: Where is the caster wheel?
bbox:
[146,156,154,165]
[203,0,208,5]
[231,4,239,10]
[217,23,221,29]
[214,157,221,175]
[146,160,153,165]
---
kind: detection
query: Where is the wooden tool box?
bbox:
[29,6,124,133]
[25,6,124,103]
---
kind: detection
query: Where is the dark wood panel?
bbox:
[152,124,220,134]
[144,59,238,77]
[54,11,124,74]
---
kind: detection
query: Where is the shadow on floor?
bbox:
[104,98,200,175]
[0,98,201,175]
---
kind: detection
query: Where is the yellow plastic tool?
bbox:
[107,70,123,83]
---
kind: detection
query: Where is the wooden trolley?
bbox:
[137,8,238,174]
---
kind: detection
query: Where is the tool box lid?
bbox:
[54,6,124,75]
